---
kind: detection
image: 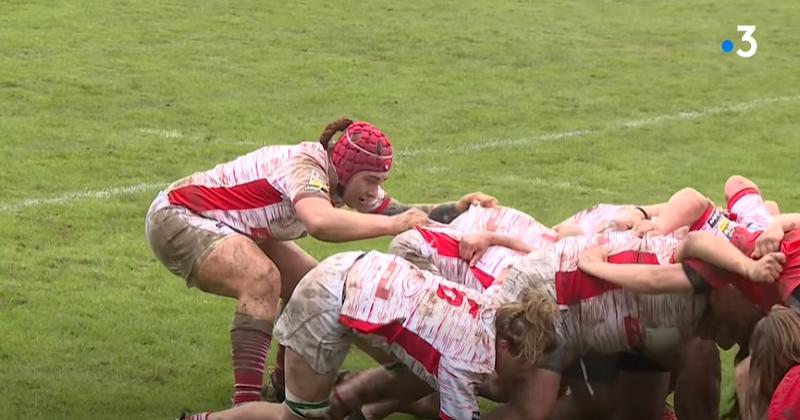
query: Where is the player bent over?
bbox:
[180,250,558,420]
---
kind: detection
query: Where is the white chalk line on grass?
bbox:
[497,175,616,195]
[399,95,800,157]
[0,182,164,213]
[4,95,797,213]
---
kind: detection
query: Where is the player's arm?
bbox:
[458,231,532,266]
[578,247,695,294]
[379,192,498,224]
[773,213,800,231]
[750,213,800,258]
[674,231,785,282]
[635,187,711,236]
[295,197,428,242]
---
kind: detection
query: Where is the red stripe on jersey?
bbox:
[338,315,441,376]
[689,204,715,232]
[472,267,495,289]
[168,179,284,213]
[417,227,500,289]
[726,187,760,215]
[778,230,800,302]
[555,251,659,305]
[416,227,461,258]
[683,258,780,312]
[438,412,457,420]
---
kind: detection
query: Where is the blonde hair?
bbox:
[495,286,558,367]
[746,306,800,419]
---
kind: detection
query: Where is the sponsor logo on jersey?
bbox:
[305,170,329,194]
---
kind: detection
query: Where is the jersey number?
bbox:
[436,285,479,318]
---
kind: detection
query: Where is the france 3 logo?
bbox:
[721,25,757,58]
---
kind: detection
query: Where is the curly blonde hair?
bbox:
[494,285,559,367]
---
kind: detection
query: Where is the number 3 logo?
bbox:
[737,25,757,58]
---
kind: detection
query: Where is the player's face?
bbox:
[342,171,388,212]
[494,338,531,381]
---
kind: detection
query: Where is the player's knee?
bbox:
[243,264,281,301]
[724,175,758,201]
[673,187,709,214]
[283,391,330,419]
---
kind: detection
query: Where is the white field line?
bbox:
[0,182,164,213]
[137,128,186,139]
[398,95,800,157]
[497,175,616,195]
[4,95,796,212]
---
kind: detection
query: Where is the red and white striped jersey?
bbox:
[398,225,524,290]
[726,188,773,233]
[389,206,557,291]
[339,251,496,420]
[449,205,559,250]
[165,142,389,240]
[508,231,707,356]
[559,204,628,236]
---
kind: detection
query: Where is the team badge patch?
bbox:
[304,170,329,194]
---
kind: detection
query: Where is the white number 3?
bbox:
[737,25,757,58]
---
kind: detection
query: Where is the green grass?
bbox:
[1,0,798,418]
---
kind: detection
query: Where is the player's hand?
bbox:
[578,245,610,269]
[633,219,657,237]
[390,208,431,233]
[752,222,784,259]
[460,232,492,266]
[745,252,786,283]
[554,223,585,238]
[457,192,498,212]
[614,207,648,231]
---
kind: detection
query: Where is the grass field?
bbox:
[1,0,799,418]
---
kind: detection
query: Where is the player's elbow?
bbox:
[674,231,704,262]
[675,187,709,215]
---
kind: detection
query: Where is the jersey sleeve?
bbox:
[726,188,773,232]
[286,152,332,205]
[437,360,482,420]
[683,259,781,312]
[682,261,713,294]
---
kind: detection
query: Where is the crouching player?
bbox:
[180,250,558,420]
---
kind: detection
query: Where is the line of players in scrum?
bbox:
[182,174,800,420]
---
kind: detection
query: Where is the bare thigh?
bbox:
[258,240,318,301]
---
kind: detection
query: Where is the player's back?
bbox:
[556,232,707,355]
[340,251,497,386]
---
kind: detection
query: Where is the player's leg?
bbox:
[639,188,710,236]
[258,239,319,403]
[671,337,721,420]
[724,175,760,203]
[180,347,340,420]
[724,175,775,232]
[550,353,620,420]
[615,353,672,420]
[329,363,433,420]
[146,203,281,407]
